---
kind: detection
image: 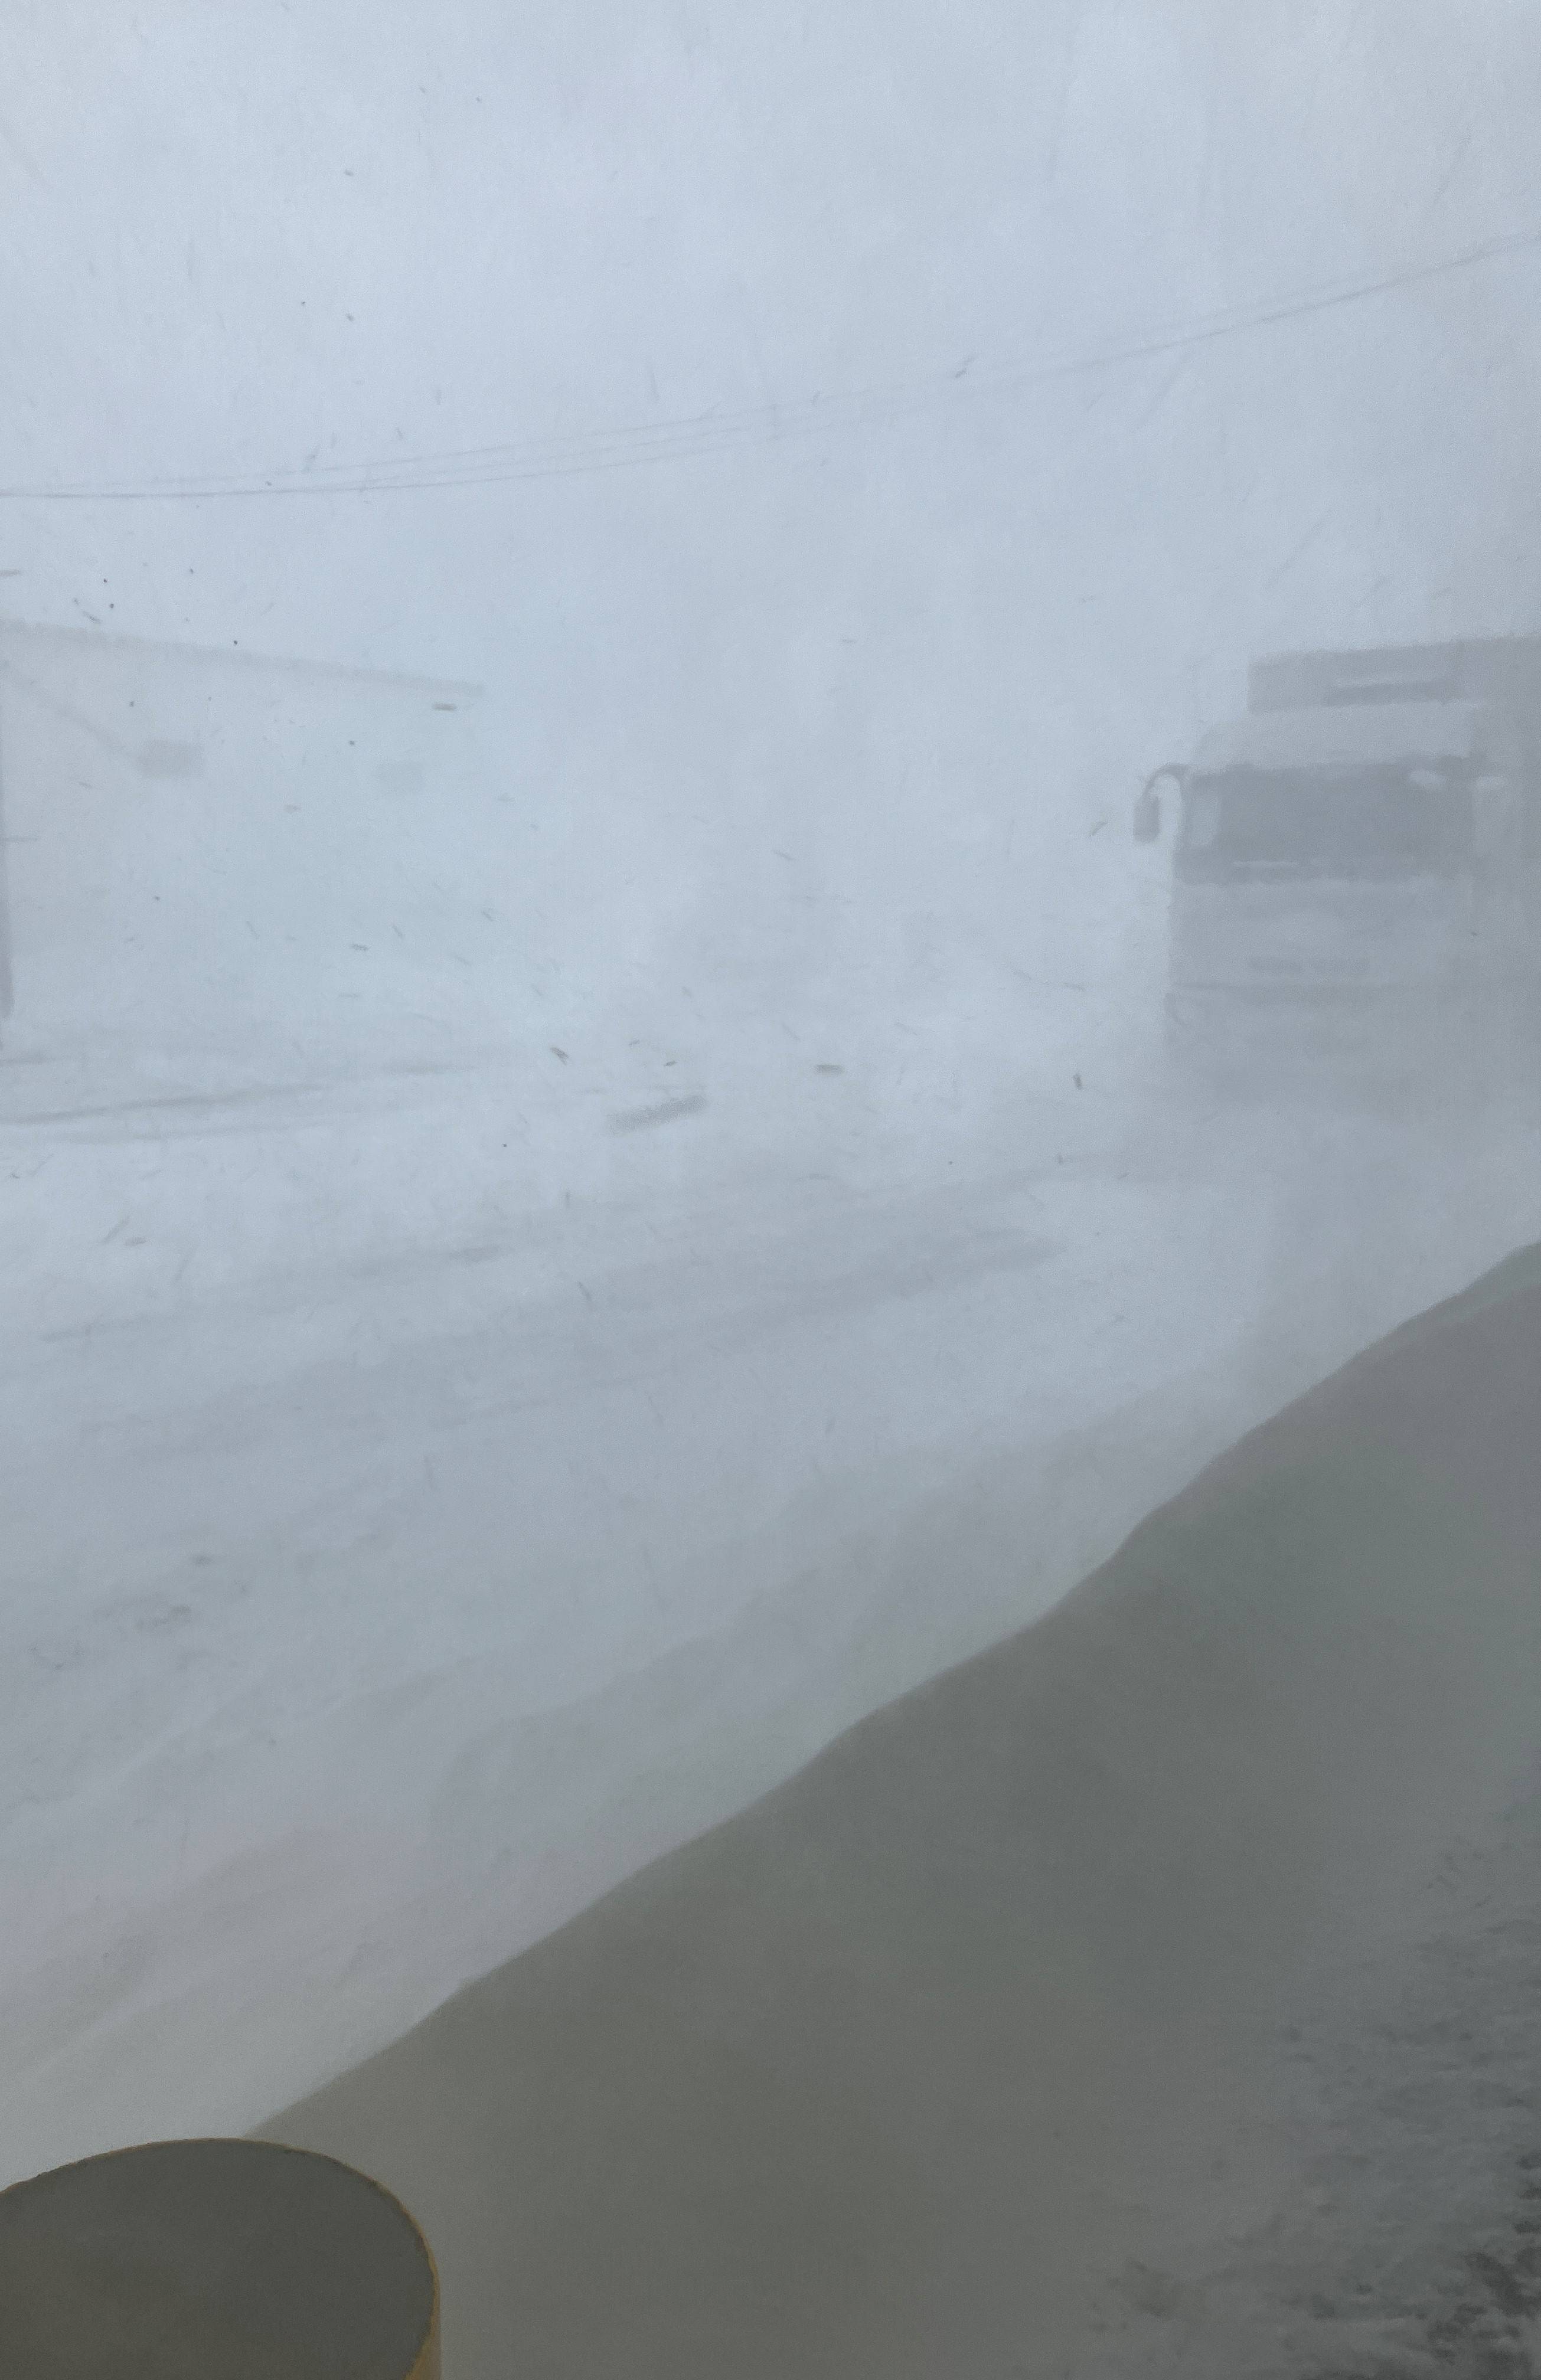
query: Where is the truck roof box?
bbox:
[1250,637,1541,715]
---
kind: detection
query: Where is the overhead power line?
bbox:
[2,225,1537,505]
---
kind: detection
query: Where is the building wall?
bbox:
[0,627,496,1067]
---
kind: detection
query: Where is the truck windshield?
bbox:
[1176,764,1473,882]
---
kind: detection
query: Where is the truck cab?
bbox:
[1135,639,1541,1097]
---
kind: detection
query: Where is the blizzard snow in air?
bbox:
[1,0,1539,2176]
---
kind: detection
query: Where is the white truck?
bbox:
[1133,637,1541,1097]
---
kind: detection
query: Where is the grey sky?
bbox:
[4,1,1538,681]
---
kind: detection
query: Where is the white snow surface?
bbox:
[1,1042,1537,2188]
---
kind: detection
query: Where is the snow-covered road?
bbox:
[1,1084,1536,2186]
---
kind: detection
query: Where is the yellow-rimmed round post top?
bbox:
[0,2137,439,2379]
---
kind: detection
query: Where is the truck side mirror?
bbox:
[1134,766,1186,842]
[1133,787,1161,842]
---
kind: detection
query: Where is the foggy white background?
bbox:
[2,0,1540,2176]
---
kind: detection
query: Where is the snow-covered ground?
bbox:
[0,956,1151,1335]
[1,1034,1537,2188]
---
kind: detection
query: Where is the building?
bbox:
[0,620,486,1076]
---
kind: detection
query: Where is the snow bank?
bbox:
[261,1241,1541,2380]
